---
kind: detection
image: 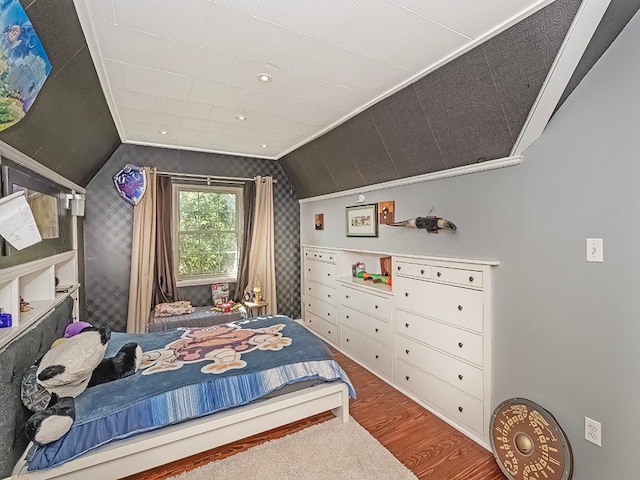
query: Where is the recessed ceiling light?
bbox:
[159,130,169,135]
[260,144,268,148]
[236,115,247,121]
[257,73,272,83]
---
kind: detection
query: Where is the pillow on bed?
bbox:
[154,300,195,317]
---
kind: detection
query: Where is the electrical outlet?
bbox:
[585,417,602,446]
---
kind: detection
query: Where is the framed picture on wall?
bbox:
[346,204,378,237]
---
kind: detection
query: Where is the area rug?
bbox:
[168,418,418,480]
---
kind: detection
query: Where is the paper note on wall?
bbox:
[0,191,42,250]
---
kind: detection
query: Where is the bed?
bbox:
[5,307,354,480]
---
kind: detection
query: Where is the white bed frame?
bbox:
[10,382,350,480]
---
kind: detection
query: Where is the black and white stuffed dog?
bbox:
[22,326,142,444]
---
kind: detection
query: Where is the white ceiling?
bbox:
[75,0,553,159]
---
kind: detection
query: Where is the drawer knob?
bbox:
[469,276,474,282]
[397,266,401,271]
[328,330,331,334]
[308,304,311,307]
[375,355,379,359]
[405,375,410,381]
[346,338,350,342]
[327,294,331,298]
[437,271,442,277]
[458,374,463,380]
[420,269,425,274]
[405,323,410,328]
[327,273,330,276]
[405,349,409,354]
[327,313,331,316]
[375,305,379,309]
[346,315,350,319]
[308,268,311,272]
[308,287,311,291]
[405,292,409,297]
[458,305,463,311]
[458,406,464,413]
[458,342,463,348]
[346,295,350,299]
[375,328,379,332]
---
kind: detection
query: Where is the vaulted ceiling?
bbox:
[74,0,559,159]
[0,0,637,189]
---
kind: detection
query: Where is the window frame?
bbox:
[172,183,243,287]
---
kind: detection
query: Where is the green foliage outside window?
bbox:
[176,188,240,279]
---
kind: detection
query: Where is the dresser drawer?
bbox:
[397,360,484,434]
[394,260,432,280]
[396,310,483,366]
[395,276,483,333]
[396,335,483,400]
[304,311,338,344]
[304,249,337,264]
[305,260,338,285]
[433,265,483,288]
[305,297,337,326]
[341,326,392,379]
[341,306,391,346]
[305,282,337,306]
[339,285,392,321]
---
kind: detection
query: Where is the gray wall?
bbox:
[84,144,300,332]
[300,10,640,478]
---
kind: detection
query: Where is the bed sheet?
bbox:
[27,315,355,471]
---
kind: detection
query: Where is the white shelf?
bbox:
[336,276,393,295]
[0,251,78,350]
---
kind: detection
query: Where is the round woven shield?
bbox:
[490,398,573,480]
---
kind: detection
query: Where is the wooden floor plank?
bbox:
[124,348,506,480]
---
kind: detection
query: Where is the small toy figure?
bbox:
[19,297,32,312]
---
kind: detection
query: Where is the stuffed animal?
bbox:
[21,325,142,445]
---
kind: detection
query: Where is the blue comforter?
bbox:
[27,315,355,471]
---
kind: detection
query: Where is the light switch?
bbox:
[586,238,603,262]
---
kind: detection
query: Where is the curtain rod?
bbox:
[156,171,276,183]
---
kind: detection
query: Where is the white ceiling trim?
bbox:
[73,0,127,144]
[511,0,612,156]
[299,155,522,203]
[127,139,277,161]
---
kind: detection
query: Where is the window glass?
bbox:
[174,185,242,284]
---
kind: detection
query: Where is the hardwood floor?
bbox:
[125,348,506,480]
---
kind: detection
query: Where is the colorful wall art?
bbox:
[0,0,51,131]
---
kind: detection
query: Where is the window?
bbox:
[173,184,243,285]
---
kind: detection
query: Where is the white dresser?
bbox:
[302,247,339,344]
[339,280,393,380]
[300,246,496,447]
[393,256,492,442]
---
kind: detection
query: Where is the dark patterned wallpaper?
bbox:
[279,0,581,198]
[83,144,300,332]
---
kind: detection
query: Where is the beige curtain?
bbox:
[127,167,157,333]
[245,176,277,314]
